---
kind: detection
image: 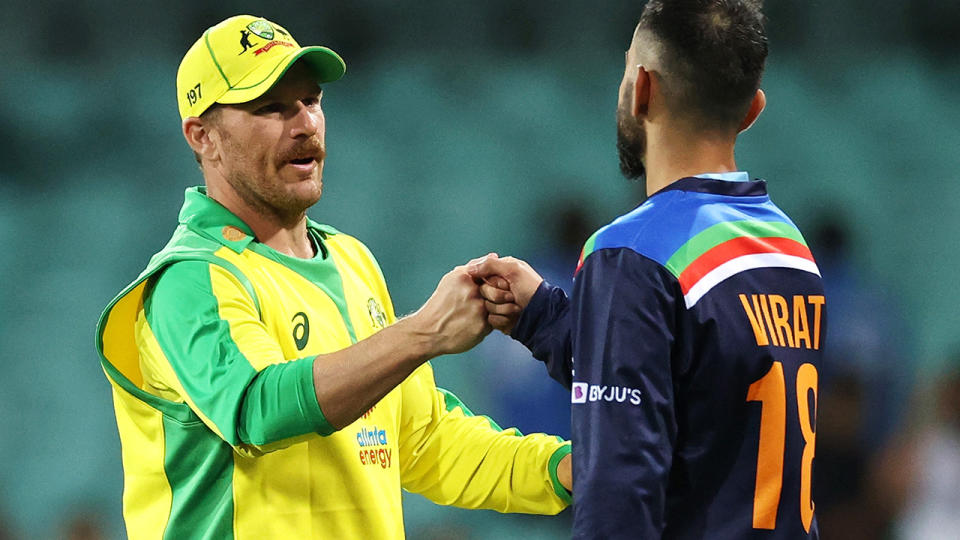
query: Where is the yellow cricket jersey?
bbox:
[95,187,571,539]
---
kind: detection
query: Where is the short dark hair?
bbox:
[192,104,223,165]
[638,0,767,130]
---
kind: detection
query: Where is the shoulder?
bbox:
[578,191,692,272]
[579,186,806,276]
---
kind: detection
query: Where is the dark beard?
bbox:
[617,121,646,180]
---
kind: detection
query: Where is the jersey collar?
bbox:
[178,186,337,254]
[651,175,768,198]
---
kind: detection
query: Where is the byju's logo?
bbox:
[571,382,642,406]
[571,382,588,403]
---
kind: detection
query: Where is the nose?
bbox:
[289,101,323,139]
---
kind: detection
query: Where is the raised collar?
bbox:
[651,176,768,198]
[692,171,750,182]
[177,186,337,254]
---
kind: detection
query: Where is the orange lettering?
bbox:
[808,295,825,350]
[747,362,786,529]
[740,294,770,346]
[769,295,795,348]
[792,296,811,349]
[758,295,780,347]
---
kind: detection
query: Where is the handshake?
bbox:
[409,254,544,357]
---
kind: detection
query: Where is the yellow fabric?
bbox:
[176,15,345,119]
[109,224,568,538]
[398,366,571,514]
[110,387,173,540]
[101,280,149,387]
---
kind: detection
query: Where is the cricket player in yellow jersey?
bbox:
[95,15,572,539]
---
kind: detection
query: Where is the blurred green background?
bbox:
[2,1,959,538]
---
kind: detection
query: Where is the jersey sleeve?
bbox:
[570,248,680,538]
[396,362,571,515]
[136,261,332,453]
[512,281,574,389]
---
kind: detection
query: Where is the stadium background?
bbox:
[2,1,959,538]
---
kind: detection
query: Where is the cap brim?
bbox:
[217,46,346,105]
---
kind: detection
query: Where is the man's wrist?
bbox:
[391,313,441,363]
[516,276,544,308]
[511,280,558,345]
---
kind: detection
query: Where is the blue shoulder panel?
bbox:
[587,178,795,267]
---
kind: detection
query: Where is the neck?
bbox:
[643,125,739,196]
[206,178,316,259]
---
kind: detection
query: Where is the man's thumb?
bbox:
[468,253,500,278]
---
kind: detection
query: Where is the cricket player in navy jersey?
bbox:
[470,1,826,538]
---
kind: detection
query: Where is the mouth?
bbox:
[286,156,320,171]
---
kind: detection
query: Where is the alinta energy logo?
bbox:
[571,382,642,406]
[356,426,392,469]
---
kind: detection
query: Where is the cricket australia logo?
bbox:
[367,298,387,329]
[247,20,275,40]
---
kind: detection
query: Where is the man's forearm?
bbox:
[311,314,436,430]
[310,266,491,430]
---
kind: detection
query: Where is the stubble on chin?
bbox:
[223,166,318,227]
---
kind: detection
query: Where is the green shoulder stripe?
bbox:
[664,220,806,277]
[579,229,602,264]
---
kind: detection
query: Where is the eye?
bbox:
[303,90,323,107]
[254,102,284,115]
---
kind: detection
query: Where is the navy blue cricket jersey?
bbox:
[514,177,825,539]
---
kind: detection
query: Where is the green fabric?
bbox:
[145,262,260,445]
[664,220,807,277]
[547,443,573,504]
[95,186,340,441]
[145,261,330,445]
[162,414,235,540]
[176,187,256,254]
[95,246,261,416]
[580,229,601,262]
[437,387,522,436]
[238,355,335,443]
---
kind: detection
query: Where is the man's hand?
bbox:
[467,254,543,335]
[410,266,492,356]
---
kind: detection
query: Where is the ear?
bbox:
[182,116,219,163]
[738,89,766,133]
[632,65,652,118]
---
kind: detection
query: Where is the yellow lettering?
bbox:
[769,295,795,348]
[808,295,825,350]
[740,294,770,346]
[757,295,780,347]
[792,295,811,349]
